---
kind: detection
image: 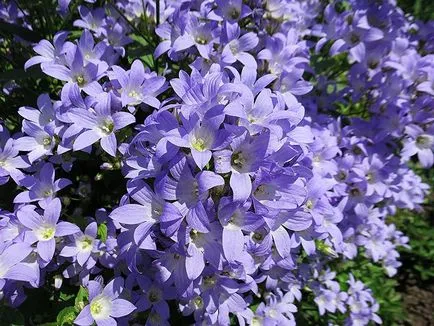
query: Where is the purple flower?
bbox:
[172,15,219,59]
[135,275,175,320]
[402,124,434,168]
[166,112,229,169]
[14,120,56,163]
[254,290,297,325]
[74,277,136,326]
[213,128,269,202]
[314,288,347,315]
[24,31,69,70]
[0,242,38,288]
[68,94,135,156]
[252,167,306,216]
[213,0,252,22]
[174,164,224,232]
[110,179,182,244]
[77,30,108,65]
[109,60,166,108]
[14,163,71,208]
[73,6,106,37]
[221,22,258,67]
[17,198,79,262]
[41,47,107,95]
[0,134,29,185]
[218,197,263,262]
[60,221,100,267]
[18,94,56,128]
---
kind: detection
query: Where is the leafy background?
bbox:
[0,0,433,325]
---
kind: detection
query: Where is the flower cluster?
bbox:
[0,0,432,325]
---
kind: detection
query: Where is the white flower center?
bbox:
[416,134,433,149]
[229,41,239,55]
[267,308,278,318]
[128,90,140,99]
[226,210,243,230]
[90,295,112,320]
[191,137,207,152]
[231,151,247,171]
[98,118,114,135]
[76,235,94,252]
[251,317,263,326]
[193,296,203,309]
[42,136,52,147]
[35,224,56,241]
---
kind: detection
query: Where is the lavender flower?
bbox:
[68,94,135,156]
[110,59,166,108]
[402,124,434,168]
[14,163,71,208]
[60,221,100,267]
[17,198,79,262]
[0,242,38,288]
[74,277,136,325]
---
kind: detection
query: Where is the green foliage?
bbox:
[97,223,108,243]
[74,286,89,310]
[57,307,77,326]
[398,0,434,21]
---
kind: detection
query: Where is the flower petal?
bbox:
[73,130,101,151]
[74,305,94,326]
[110,299,136,318]
[55,221,80,237]
[37,238,55,262]
[109,204,148,224]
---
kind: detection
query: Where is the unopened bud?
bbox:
[53,274,63,290]
[100,162,113,170]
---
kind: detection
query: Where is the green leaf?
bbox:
[97,223,108,243]
[59,291,75,302]
[74,286,88,311]
[130,34,150,47]
[250,303,259,313]
[140,54,155,69]
[57,307,77,326]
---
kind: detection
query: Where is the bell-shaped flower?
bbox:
[110,179,182,245]
[109,59,166,107]
[17,198,80,263]
[0,136,29,185]
[14,120,56,164]
[68,94,135,156]
[60,221,100,267]
[166,111,229,169]
[402,124,434,168]
[0,242,39,288]
[214,128,269,202]
[14,162,71,208]
[221,22,258,68]
[74,277,136,326]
